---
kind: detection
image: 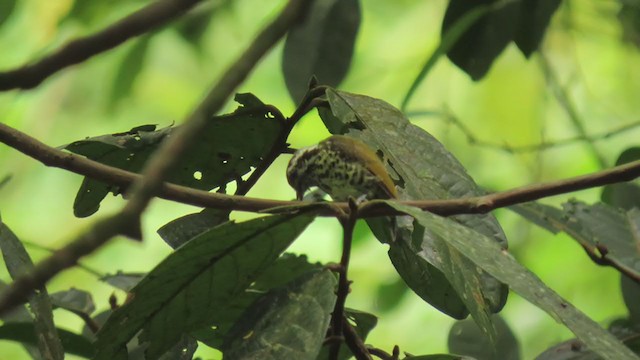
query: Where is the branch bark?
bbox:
[0,0,202,91]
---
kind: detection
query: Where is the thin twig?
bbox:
[329,199,359,360]
[539,53,608,167]
[0,0,313,316]
[0,0,203,91]
[417,107,640,154]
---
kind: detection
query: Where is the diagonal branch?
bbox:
[0,0,313,316]
[0,0,202,91]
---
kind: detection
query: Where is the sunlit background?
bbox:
[1,0,639,358]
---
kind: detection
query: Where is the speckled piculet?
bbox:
[286,135,397,202]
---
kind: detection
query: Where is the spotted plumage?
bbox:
[286,135,397,201]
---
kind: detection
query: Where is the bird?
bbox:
[286,135,397,202]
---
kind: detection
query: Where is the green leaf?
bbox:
[319,89,508,322]
[375,276,409,312]
[388,202,639,360]
[50,288,95,315]
[448,315,520,360]
[100,272,145,292]
[0,215,65,360]
[512,201,640,280]
[0,322,94,358]
[442,0,520,80]
[157,208,230,249]
[65,93,284,217]
[0,0,16,28]
[602,147,640,210]
[622,275,640,322]
[191,253,323,349]
[282,0,360,103]
[513,0,561,57]
[221,270,337,360]
[0,280,40,358]
[316,308,378,360]
[109,36,152,108]
[94,213,315,359]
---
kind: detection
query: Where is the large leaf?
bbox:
[282,0,360,103]
[157,208,230,249]
[511,201,640,280]
[442,0,520,80]
[513,0,561,57]
[448,314,520,360]
[389,202,639,360]
[221,270,337,360]
[65,93,284,217]
[319,89,508,325]
[0,215,64,360]
[94,213,315,359]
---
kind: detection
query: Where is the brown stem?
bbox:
[0,0,203,91]
[329,200,359,360]
[342,318,373,360]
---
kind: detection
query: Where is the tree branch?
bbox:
[0,0,202,91]
[0,0,313,316]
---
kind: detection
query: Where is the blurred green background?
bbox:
[1,0,639,358]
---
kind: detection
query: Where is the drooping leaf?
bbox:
[157,208,230,249]
[100,272,145,292]
[221,270,337,360]
[282,0,360,103]
[319,89,508,324]
[448,314,520,360]
[316,308,378,360]
[0,215,64,360]
[0,322,94,358]
[388,202,639,360]
[513,0,561,57]
[94,213,315,359]
[65,93,284,217]
[442,0,520,80]
[50,288,95,316]
[511,200,640,280]
[109,36,152,108]
[375,276,410,312]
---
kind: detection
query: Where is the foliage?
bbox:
[0,1,640,360]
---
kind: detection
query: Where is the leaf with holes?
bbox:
[93,213,315,359]
[65,93,284,217]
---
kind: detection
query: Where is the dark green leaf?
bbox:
[512,201,640,280]
[191,253,322,349]
[109,36,152,108]
[157,208,230,249]
[513,0,561,57]
[622,275,640,322]
[442,0,520,80]
[316,308,378,360]
[0,322,94,358]
[174,2,219,48]
[221,270,337,360]
[602,147,640,210]
[0,280,40,359]
[100,272,145,292]
[0,215,64,360]
[619,2,640,48]
[388,202,638,360]
[94,213,315,359]
[282,0,360,103]
[0,0,16,28]
[448,315,520,360]
[319,89,508,323]
[375,276,409,312]
[65,93,284,217]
